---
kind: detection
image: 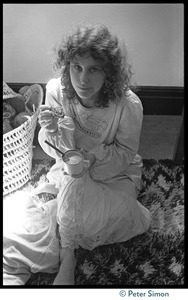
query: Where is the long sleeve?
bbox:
[89,92,143,181]
[38,78,75,160]
[38,117,75,160]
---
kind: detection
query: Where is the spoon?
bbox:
[44,140,65,157]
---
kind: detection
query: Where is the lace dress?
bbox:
[38,78,151,251]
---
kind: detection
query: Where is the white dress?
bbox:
[38,78,151,251]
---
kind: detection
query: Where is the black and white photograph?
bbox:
[2,3,184,295]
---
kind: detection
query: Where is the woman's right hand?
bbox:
[38,105,59,132]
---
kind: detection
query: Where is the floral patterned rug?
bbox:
[7,158,185,286]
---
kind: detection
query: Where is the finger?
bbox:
[80,148,86,153]
[39,114,53,122]
[38,116,52,125]
[39,119,53,127]
[40,105,52,112]
[39,110,53,117]
[79,148,87,158]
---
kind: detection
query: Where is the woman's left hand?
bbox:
[80,149,96,167]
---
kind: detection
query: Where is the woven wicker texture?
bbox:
[3,83,43,195]
[3,82,20,99]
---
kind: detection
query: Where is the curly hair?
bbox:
[52,24,133,107]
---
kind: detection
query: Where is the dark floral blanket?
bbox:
[5,159,185,286]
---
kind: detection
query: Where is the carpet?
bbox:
[5,159,184,286]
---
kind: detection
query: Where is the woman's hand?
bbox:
[38,105,58,132]
[80,149,96,167]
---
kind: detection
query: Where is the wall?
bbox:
[3,3,184,86]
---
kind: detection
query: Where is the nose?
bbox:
[80,70,89,85]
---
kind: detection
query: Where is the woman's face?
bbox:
[69,53,106,106]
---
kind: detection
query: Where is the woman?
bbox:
[37,23,151,285]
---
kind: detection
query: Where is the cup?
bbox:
[63,150,90,176]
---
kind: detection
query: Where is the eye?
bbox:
[72,64,82,71]
[90,67,101,73]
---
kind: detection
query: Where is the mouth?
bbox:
[78,86,91,91]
